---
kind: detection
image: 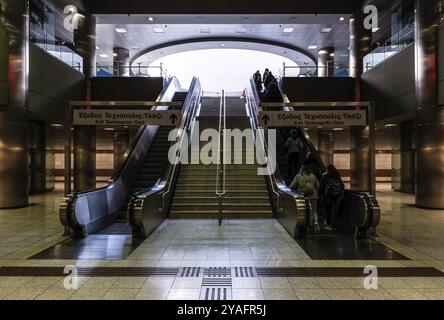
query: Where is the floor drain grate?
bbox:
[232,267,257,277]
[200,287,232,300]
[177,267,202,277]
[204,267,231,277]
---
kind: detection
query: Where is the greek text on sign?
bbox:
[259,110,368,127]
[73,110,181,126]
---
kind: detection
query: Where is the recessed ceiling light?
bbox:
[200,26,210,33]
[104,128,115,131]
[99,54,109,58]
[50,123,63,127]
[115,27,127,33]
[148,17,154,22]
[96,46,100,50]
[329,53,335,57]
[333,128,344,131]
[282,27,294,33]
[384,123,398,127]
[154,27,164,33]
[308,45,318,50]
[339,17,345,21]
[372,27,380,32]
[113,53,118,57]
[221,44,225,47]
[321,26,332,33]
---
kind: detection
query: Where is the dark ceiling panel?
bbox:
[87,0,358,15]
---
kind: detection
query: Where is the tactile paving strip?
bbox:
[0,266,443,278]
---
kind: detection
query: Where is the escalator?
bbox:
[246,78,380,239]
[59,78,194,238]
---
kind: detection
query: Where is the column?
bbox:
[350,127,371,192]
[74,126,96,191]
[414,0,444,209]
[349,11,372,79]
[113,47,129,77]
[0,0,29,208]
[113,130,129,169]
[317,47,334,77]
[318,131,334,165]
[349,2,374,194]
[73,13,96,191]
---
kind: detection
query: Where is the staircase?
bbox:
[169,94,273,219]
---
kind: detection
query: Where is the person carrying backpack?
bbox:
[290,165,321,232]
[319,165,345,231]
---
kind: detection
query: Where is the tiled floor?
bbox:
[0,189,444,300]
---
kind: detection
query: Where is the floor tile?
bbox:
[293,289,329,300]
[263,288,297,300]
[135,288,170,300]
[232,289,264,300]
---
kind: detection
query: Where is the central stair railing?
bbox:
[216,90,226,225]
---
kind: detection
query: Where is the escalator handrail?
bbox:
[67,77,180,197]
[132,77,202,199]
[246,78,303,201]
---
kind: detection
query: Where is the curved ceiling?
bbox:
[130,37,317,69]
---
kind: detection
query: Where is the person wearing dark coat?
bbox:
[319,165,345,231]
[264,71,276,90]
[262,81,283,103]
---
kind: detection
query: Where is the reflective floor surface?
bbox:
[1,188,444,300]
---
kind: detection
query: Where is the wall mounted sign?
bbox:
[259,110,368,127]
[73,109,181,127]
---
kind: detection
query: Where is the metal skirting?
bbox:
[1,266,443,278]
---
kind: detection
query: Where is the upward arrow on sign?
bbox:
[262,115,270,126]
[170,114,178,125]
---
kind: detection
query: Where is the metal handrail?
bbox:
[216,90,226,225]
[245,81,280,205]
[161,78,202,202]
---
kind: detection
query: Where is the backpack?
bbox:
[326,178,343,197]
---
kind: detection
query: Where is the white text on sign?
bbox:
[259,110,368,127]
[73,110,182,127]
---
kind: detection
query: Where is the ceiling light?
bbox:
[321,27,332,33]
[308,45,318,50]
[372,27,380,32]
[339,17,345,21]
[148,16,154,22]
[99,54,109,58]
[333,128,344,131]
[236,27,248,33]
[104,128,115,131]
[115,27,127,33]
[96,46,100,50]
[154,27,165,33]
[221,44,225,47]
[113,53,118,57]
[50,123,63,127]
[282,27,294,33]
[384,124,398,127]
[329,53,335,57]
[200,26,210,33]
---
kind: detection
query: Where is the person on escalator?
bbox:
[289,165,321,233]
[253,70,263,92]
[263,68,270,87]
[284,129,303,179]
[303,152,323,181]
[263,80,284,103]
[264,71,276,90]
[319,165,345,231]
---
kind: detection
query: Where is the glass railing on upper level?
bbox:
[280,63,349,78]
[95,63,168,78]
[363,24,415,72]
[30,34,83,72]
